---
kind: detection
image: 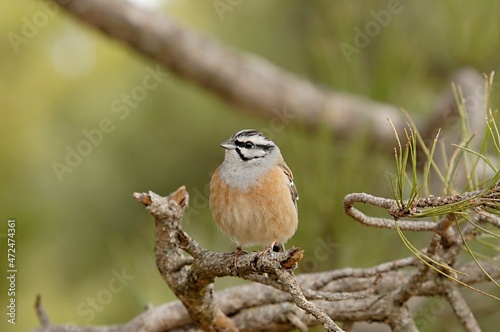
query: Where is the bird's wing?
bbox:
[278,161,299,212]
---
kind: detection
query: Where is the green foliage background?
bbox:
[1,0,499,331]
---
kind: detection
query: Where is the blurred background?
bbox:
[1,0,499,331]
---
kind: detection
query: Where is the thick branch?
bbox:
[49,0,407,140]
[136,188,239,331]
[134,188,346,331]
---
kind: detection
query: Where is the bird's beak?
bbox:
[220,139,237,150]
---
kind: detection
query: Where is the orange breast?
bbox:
[209,166,298,247]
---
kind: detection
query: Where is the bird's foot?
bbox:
[232,246,247,274]
[257,241,277,261]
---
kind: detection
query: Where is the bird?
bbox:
[209,129,299,263]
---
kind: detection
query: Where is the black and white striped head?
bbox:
[220,129,277,162]
[218,129,284,189]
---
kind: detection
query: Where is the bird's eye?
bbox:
[244,141,255,149]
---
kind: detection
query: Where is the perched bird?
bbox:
[209,129,299,260]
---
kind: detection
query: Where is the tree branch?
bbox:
[32,186,500,332]
[344,184,500,232]
[45,0,489,147]
[48,0,411,141]
[134,187,344,331]
[441,281,481,332]
[33,257,500,331]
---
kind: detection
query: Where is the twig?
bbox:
[344,186,500,232]
[274,268,344,332]
[476,209,500,228]
[343,193,437,231]
[442,282,481,332]
[285,311,308,332]
[34,295,51,327]
[386,304,418,332]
